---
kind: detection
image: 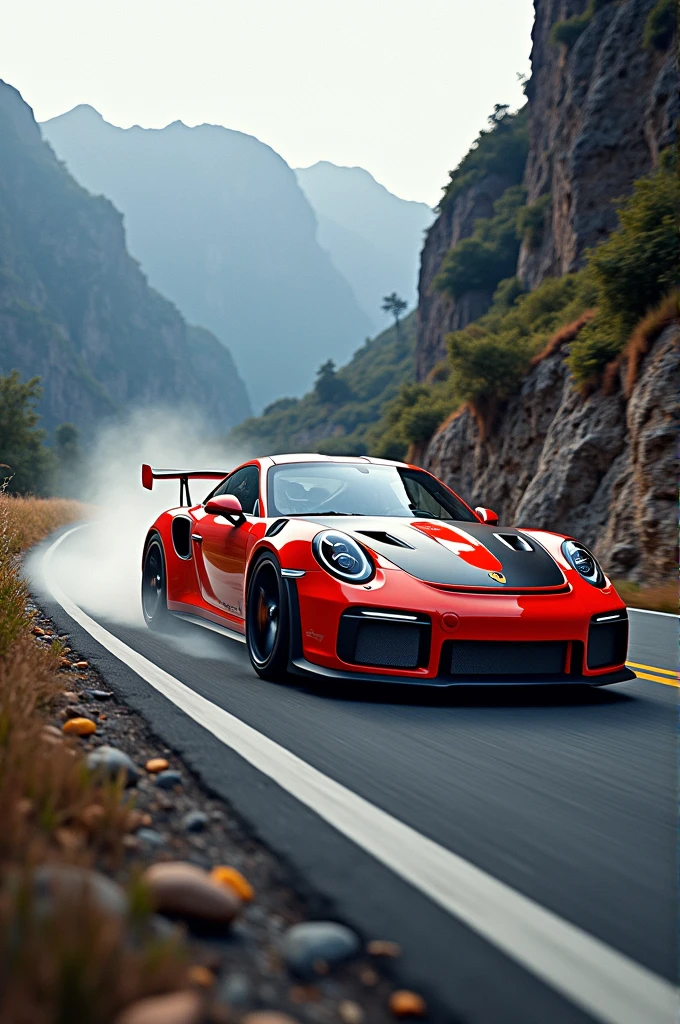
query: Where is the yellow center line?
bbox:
[626,663,678,688]
[626,660,677,677]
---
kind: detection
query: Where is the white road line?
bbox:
[42,528,677,1024]
[628,607,678,620]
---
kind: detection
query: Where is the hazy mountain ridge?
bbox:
[296,161,433,329]
[0,81,251,434]
[42,110,373,411]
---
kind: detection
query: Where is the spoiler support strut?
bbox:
[141,464,227,507]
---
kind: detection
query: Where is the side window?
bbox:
[223,465,260,515]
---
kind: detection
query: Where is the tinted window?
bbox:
[212,465,260,515]
[267,463,475,521]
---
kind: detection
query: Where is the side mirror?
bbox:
[205,493,245,525]
[475,506,499,526]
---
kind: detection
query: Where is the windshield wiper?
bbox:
[409,508,437,519]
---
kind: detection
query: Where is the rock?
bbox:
[181,810,208,833]
[73,660,89,669]
[146,757,169,772]
[86,745,141,785]
[62,716,97,736]
[143,862,241,923]
[31,864,127,919]
[137,828,166,849]
[187,964,214,988]
[388,991,427,1018]
[210,866,254,902]
[281,922,360,979]
[114,990,203,1024]
[85,689,114,701]
[154,769,183,790]
[42,724,64,745]
[242,1016,300,1024]
[59,657,72,668]
[338,1002,364,1024]
[216,972,251,1007]
[31,626,45,635]
[63,705,84,719]
[367,939,401,958]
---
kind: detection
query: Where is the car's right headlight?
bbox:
[561,539,605,588]
[313,530,374,583]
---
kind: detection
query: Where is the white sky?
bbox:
[2,0,534,205]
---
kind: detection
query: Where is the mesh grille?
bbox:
[587,620,628,669]
[449,641,567,676]
[354,622,421,669]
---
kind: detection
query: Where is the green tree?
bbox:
[0,372,53,494]
[381,292,408,342]
[54,422,82,497]
[314,360,352,405]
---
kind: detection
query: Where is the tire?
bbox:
[246,553,290,680]
[141,536,171,631]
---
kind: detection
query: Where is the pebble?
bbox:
[281,922,360,979]
[146,757,169,773]
[242,1015,301,1024]
[85,689,114,701]
[154,769,183,790]
[216,971,251,1007]
[367,939,402,958]
[42,724,64,745]
[181,810,208,833]
[388,991,427,1018]
[137,828,166,849]
[31,864,127,919]
[32,626,45,635]
[61,691,78,701]
[210,866,254,902]
[114,990,203,1024]
[338,1001,364,1024]
[187,965,214,988]
[86,745,141,786]
[143,861,241,923]
[73,660,89,669]
[62,717,97,736]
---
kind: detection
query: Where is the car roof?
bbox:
[267,453,408,467]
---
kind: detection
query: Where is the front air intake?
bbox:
[337,609,430,669]
[447,640,567,676]
[587,611,628,669]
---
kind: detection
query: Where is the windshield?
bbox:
[267,463,477,521]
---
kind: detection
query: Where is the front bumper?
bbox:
[283,571,632,688]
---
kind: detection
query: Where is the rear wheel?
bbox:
[142,536,170,630]
[246,554,289,680]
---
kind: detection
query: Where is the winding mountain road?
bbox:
[32,525,677,1024]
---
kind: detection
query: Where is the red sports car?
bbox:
[141,455,633,687]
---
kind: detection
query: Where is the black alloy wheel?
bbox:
[246,554,289,680]
[142,537,170,630]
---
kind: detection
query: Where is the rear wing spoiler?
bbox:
[141,464,227,506]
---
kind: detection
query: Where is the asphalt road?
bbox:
[31,526,677,1024]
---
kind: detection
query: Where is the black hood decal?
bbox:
[305,517,564,589]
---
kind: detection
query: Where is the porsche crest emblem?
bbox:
[488,571,506,584]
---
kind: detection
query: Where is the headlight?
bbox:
[313,530,374,583]
[562,540,605,587]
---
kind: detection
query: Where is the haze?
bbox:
[2,0,533,205]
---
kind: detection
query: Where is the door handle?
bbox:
[191,534,203,543]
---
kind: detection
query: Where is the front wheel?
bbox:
[246,554,289,680]
[142,536,171,630]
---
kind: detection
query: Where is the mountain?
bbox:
[229,311,415,457]
[295,162,433,330]
[42,109,373,411]
[0,82,251,435]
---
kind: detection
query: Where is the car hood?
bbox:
[304,516,566,590]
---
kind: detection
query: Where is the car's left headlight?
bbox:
[561,540,605,587]
[313,530,374,583]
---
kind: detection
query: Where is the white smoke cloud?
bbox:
[56,406,247,629]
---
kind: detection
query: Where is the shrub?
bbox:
[568,164,680,386]
[643,0,676,49]
[550,10,593,48]
[440,105,528,211]
[517,193,552,250]
[434,186,526,300]
[0,372,53,495]
[448,329,534,407]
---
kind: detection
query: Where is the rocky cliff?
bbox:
[424,325,678,582]
[0,82,251,435]
[518,0,677,288]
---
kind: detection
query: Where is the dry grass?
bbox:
[0,494,85,554]
[530,309,597,367]
[602,292,679,396]
[613,578,677,615]
[0,496,188,1021]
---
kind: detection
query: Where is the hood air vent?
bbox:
[356,531,415,549]
[494,533,533,552]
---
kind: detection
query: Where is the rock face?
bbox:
[518,0,677,288]
[416,172,514,380]
[0,81,251,434]
[423,326,678,582]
